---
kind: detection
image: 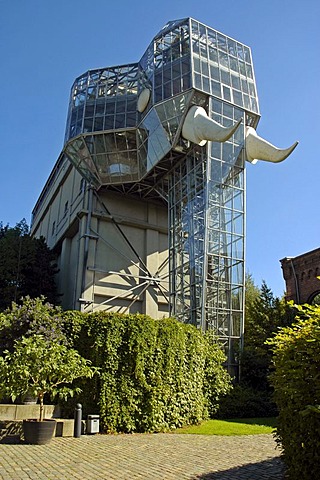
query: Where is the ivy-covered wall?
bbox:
[63,311,231,433]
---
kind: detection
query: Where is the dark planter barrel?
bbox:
[23,419,56,444]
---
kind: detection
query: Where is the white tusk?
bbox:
[182,106,241,146]
[137,88,151,113]
[245,126,298,164]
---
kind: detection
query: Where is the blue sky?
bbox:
[1,0,319,297]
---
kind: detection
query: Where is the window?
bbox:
[64,201,69,217]
[311,292,320,305]
[222,85,231,102]
[80,178,86,193]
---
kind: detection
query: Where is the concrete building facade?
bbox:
[31,154,169,317]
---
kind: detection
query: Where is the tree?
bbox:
[0,335,98,421]
[241,279,294,390]
[0,220,58,311]
[0,296,69,356]
[244,273,261,317]
[218,275,296,418]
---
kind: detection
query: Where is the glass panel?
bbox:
[208,46,218,63]
[94,118,103,130]
[243,94,250,109]
[221,70,231,86]
[228,39,237,56]
[194,73,202,89]
[140,108,171,171]
[239,61,246,76]
[229,57,238,73]
[201,60,209,76]
[219,52,229,68]
[203,77,210,93]
[217,33,227,52]
[246,63,253,79]
[211,80,221,97]
[207,29,217,47]
[193,56,201,72]
[223,86,231,102]
[231,74,240,90]
[233,90,242,106]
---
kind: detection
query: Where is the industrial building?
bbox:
[31,18,297,371]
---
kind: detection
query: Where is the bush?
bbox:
[268,304,320,480]
[0,335,97,421]
[216,384,277,419]
[62,311,231,433]
[0,301,231,432]
[0,296,68,355]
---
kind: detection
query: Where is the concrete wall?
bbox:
[31,160,169,317]
[0,404,60,420]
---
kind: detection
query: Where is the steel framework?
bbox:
[59,18,296,375]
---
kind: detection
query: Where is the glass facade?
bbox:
[190,19,259,115]
[63,18,261,372]
[168,96,246,371]
[141,19,191,102]
[65,64,140,142]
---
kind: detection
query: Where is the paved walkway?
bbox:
[0,433,284,479]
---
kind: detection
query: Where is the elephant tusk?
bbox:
[182,106,241,146]
[137,88,151,113]
[245,126,298,164]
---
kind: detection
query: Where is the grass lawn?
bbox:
[175,417,277,436]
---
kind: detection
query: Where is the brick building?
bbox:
[280,248,320,304]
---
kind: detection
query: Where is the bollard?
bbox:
[74,403,82,438]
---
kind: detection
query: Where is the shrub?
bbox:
[0,335,97,421]
[203,330,233,417]
[62,311,231,433]
[0,296,69,355]
[0,302,231,432]
[216,384,277,419]
[268,304,320,480]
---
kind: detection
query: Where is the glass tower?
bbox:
[63,18,261,372]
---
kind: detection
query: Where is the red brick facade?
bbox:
[280,248,320,304]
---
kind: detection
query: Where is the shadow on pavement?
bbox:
[195,457,285,479]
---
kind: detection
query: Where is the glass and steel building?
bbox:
[31,18,297,372]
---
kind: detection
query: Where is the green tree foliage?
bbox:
[0,220,58,311]
[268,304,320,480]
[62,311,231,433]
[0,335,97,421]
[244,273,261,319]
[0,296,68,355]
[241,279,293,391]
[245,280,289,346]
[218,274,295,418]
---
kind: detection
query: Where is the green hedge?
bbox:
[62,311,231,433]
[268,304,320,480]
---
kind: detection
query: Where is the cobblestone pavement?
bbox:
[0,433,284,479]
